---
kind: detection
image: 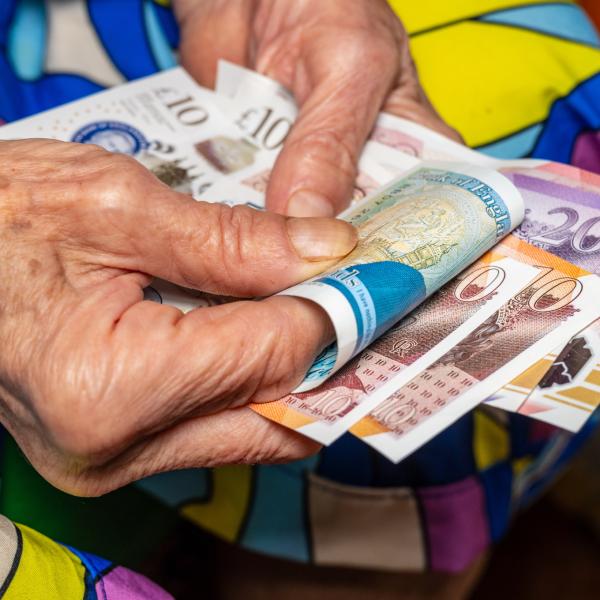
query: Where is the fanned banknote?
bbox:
[0,68,271,198]
[252,248,537,444]
[350,236,600,462]
[487,162,600,411]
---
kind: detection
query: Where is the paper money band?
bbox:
[315,261,426,355]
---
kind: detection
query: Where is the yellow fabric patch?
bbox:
[181,465,252,542]
[409,22,600,147]
[4,524,85,600]
[389,0,572,35]
[473,411,510,470]
[512,456,534,477]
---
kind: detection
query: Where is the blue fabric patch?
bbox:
[479,462,512,541]
[317,434,374,486]
[240,459,317,562]
[0,0,18,47]
[7,0,46,81]
[63,545,113,579]
[479,4,600,47]
[136,469,210,507]
[0,54,103,122]
[151,2,180,48]
[372,413,477,487]
[476,123,543,158]
[532,72,600,163]
[144,0,177,70]
[88,0,160,80]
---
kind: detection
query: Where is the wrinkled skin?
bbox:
[0,139,357,496]
[175,0,462,217]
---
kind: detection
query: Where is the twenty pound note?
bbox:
[280,162,525,391]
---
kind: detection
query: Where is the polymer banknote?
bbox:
[350,236,600,462]
[0,67,271,198]
[281,163,524,391]
[216,60,297,155]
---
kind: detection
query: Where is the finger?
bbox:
[52,408,320,496]
[130,196,358,297]
[176,0,254,87]
[68,161,357,297]
[45,290,333,467]
[265,49,398,217]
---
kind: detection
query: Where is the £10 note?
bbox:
[350,236,600,463]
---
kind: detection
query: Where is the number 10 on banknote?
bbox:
[280,162,525,391]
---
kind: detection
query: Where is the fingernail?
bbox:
[287,217,358,261]
[287,190,335,218]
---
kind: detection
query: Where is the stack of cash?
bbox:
[2,63,598,462]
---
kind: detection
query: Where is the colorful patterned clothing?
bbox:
[0,1,599,596]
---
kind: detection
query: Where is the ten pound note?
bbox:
[350,236,600,462]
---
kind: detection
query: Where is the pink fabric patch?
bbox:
[96,566,173,600]
[572,130,600,175]
[417,476,489,572]
[528,420,559,443]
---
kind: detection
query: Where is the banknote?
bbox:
[485,343,566,411]
[281,163,524,391]
[518,161,600,193]
[486,165,600,410]
[505,170,600,274]
[215,61,499,174]
[350,236,600,462]
[252,249,537,443]
[371,113,496,165]
[216,60,297,154]
[0,67,274,199]
[516,319,600,432]
[203,150,395,209]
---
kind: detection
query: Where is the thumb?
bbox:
[119,192,357,298]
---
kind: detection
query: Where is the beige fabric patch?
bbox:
[308,474,426,571]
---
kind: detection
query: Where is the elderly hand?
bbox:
[175,0,462,217]
[0,139,356,496]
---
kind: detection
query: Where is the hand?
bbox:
[175,0,462,217]
[0,139,356,496]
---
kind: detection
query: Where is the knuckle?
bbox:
[82,152,151,207]
[290,129,358,178]
[195,203,261,289]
